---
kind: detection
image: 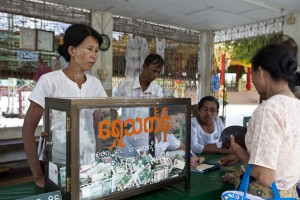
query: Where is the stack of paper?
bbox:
[192,164,219,173]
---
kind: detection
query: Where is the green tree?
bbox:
[225,34,283,65]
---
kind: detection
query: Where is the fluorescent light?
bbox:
[241,0,284,13]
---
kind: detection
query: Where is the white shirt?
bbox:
[155,132,180,157]
[246,95,300,190]
[115,75,163,121]
[115,76,163,98]
[29,70,107,163]
[115,75,163,157]
[191,116,224,154]
[30,70,107,108]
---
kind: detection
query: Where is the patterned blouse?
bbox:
[246,94,300,190]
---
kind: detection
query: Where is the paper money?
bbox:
[117,173,133,191]
[173,159,185,170]
[60,167,66,187]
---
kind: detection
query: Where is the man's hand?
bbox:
[218,147,231,154]
[190,155,205,169]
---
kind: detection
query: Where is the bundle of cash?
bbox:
[134,163,152,186]
[173,159,185,170]
[81,178,112,199]
[153,165,169,183]
[117,173,134,191]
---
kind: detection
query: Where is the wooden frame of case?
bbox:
[45,97,191,200]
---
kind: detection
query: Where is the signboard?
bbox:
[19,28,36,50]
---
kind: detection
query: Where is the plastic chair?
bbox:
[243,116,251,128]
[220,125,247,149]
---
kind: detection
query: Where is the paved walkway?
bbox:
[223,91,260,127]
[228,90,260,104]
[224,104,257,127]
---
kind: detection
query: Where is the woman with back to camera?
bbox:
[191,96,230,154]
[229,44,300,198]
[22,24,107,188]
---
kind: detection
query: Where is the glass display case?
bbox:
[44,97,191,200]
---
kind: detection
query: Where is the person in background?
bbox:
[191,96,230,154]
[22,23,107,188]
[115,53,164,98]
[34,54,52,82]
[228,44,300,198]
[114,53,164,158]
[211,70,219,98]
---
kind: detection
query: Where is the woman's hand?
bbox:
[219,154,240,166]
[35,174,45,188]
[229,134,250,166]
[229,134,243,154]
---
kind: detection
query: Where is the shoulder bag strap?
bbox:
[271,182,296,200]
[238,164,253,199]
[239,165,296,200]
[272,182,281,200]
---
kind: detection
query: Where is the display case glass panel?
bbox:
[45,98,191,200]
[46,109,68,193]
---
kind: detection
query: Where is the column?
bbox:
[198,31,214,100]
[91,10,113,96]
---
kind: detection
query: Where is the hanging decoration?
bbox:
[246,68,252,91]
[124,36,149,78]
[214,17,283,43]
[220,53,226,86]
[156,37,165,59]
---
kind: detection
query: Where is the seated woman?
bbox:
[228,44,300,199]
[191,96,230,154]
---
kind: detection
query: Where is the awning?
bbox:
[229,59,251,69]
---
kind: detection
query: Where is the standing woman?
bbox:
[191,96,229,154]
[230,44,300,198]
[22,24,107,188]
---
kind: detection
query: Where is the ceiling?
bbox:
[45,0,300,31]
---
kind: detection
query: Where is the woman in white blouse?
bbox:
[229,44,300,198]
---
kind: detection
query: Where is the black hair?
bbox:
[251,44,298,90]
[198,96,219,111]
[295,72,300,86]
[57,23,103,62]
[144,53,165,67]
